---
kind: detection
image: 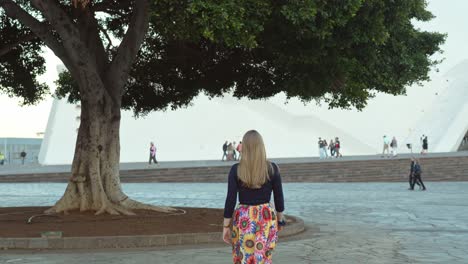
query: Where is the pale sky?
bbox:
[1,0,468,138]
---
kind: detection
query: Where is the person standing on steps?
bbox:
[233,141,238,161]
[227,142,235,161]
[223,130,285,264]
[321,137,328,158]
[149,142,158,165]
[0,152,5,165]
[329,139,335,157]
[318,137,324,158]
[421,135,428,155]
[20,150,27,165]
[222,141,228,161]
[335,137,342,158]
[390,136,398,157]
[236,141,242,160]
[382,135,390,158]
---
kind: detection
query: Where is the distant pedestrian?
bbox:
[318,137,324,158]
[421,135,428,155]
[390,137,398,157]
[0,152,5,165]
[408,157,420,190]
[232,141,238,160]
[236,141,242,160]
[227,143,234,161]
[20,150,27,165]
[149,142,158,165]
[382,135,390,158]
[321,137,328,158]
[329,139,335,157]
[222,141,228,161]
[411,159,426,191]
[335,137,342,158]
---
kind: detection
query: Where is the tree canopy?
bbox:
[0,0,447,216]
[2,0,445,111]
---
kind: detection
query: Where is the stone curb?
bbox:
[0,216,304,250]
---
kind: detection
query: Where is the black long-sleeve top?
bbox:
[223,162,285,218]
[409,161,415,174]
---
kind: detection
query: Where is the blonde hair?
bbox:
[237,130,272,188]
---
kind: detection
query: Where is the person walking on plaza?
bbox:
[222,141,228,161]
[421,135,428,155]
[408,157,420,190]
[20,150,27,165]
[390,136,398,157]
[223,130,285,264]
[0,152,5,165]
[148,142,158,165]
[382,135,390,158]
[412,159,426,191]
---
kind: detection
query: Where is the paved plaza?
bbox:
[1,182,468,263]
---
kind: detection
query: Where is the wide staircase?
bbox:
[1,154,467,183]
[459,141,468,151]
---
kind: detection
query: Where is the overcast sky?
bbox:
[1,0,468,138]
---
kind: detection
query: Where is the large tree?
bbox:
[0,0,444,215]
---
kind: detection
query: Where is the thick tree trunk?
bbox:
[45,78,173,215]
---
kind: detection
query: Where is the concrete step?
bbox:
[0,155,467,183]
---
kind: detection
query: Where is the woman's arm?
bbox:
[222,217,232,244]
[272,163,285,216]
[222,165,238,244]
[223,165,238,219]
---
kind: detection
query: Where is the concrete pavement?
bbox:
[1,182,467,263]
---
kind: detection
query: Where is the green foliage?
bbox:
[1,0,445,112]
[0,14,48,105]
[54,70,80,103]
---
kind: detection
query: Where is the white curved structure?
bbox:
[405,60,468,152]
[38,62,468,164]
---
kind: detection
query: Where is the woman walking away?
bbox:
[223,130,285,264]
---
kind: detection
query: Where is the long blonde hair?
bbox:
[237,130,271,188]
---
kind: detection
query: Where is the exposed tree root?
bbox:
[120,198,178,213]
[44,196,177,216]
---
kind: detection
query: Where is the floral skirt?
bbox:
[231,203,278,264]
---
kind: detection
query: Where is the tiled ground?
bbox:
[1,182,468,263]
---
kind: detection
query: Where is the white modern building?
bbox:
[37,61,468,165]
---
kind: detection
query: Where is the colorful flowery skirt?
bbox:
[231,203,278,264]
